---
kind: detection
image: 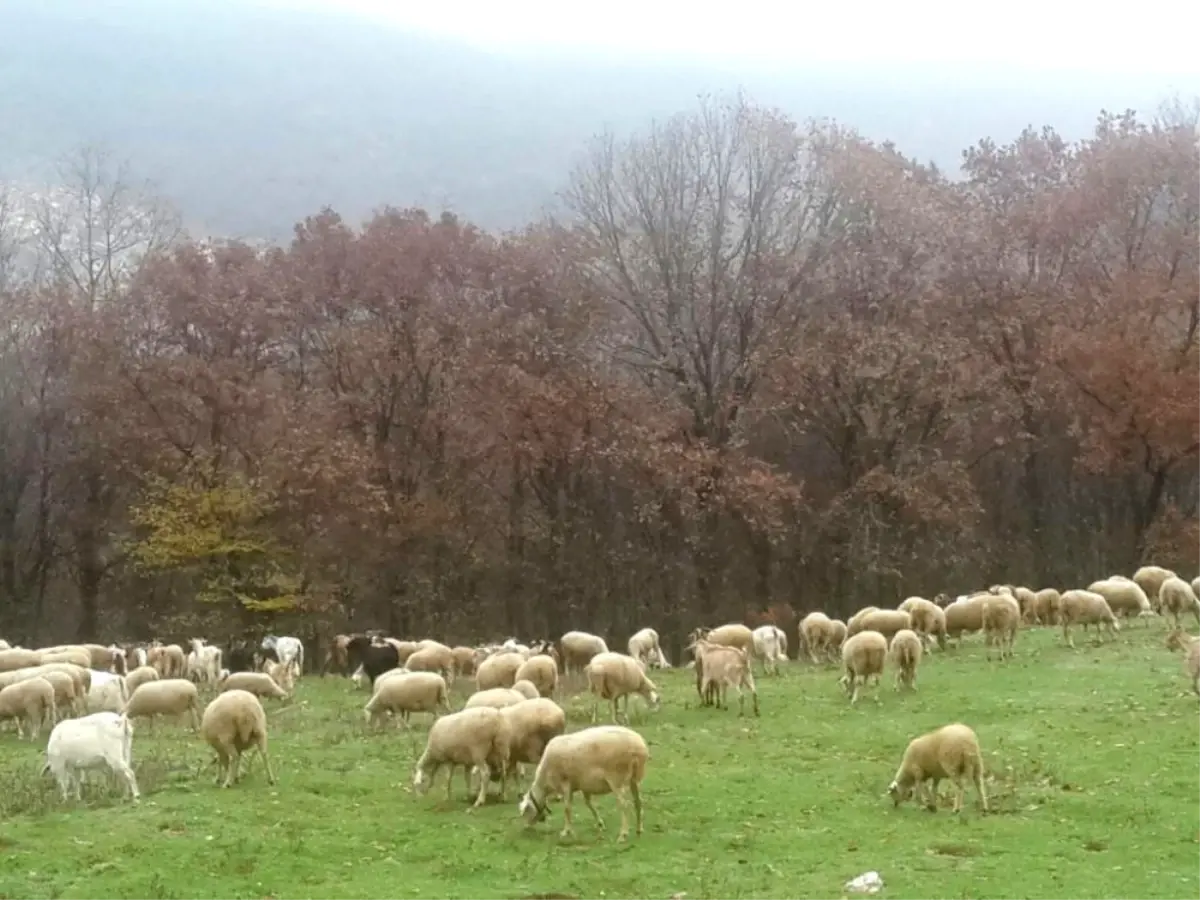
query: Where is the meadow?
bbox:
[0,625,1196,900]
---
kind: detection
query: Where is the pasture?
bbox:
[0,625,1196,900]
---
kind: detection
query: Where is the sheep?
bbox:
[827,619,847,655]
[218,671,289,700]
[584,652,661,724]
[500,697,567,783]
[264,660,296,692]
[0,648,41,672]
[412,706,512,807]
[889,629,923,691]
[321,633,352,675]
[511,679,540,700]
[627,628,669,669]
[514,654,558,698]
[451,646,480,678]
[186,639,223,685]
[839,631,888,705]
[264,635,304,676]
[475,651,524,690]
[464,687,528,710]
[39,670,81,721]
[689,640,759,716]
[898,597,947,650]
[405,645,455,682]
[944,595,987,645]
[42,711,139,802]
[854,609,913,642]
[363,671,450,728]
[200,689,277,788]
[81,644,129,675]
[888,723,987,814]
[124,678,202,730]
[517,725,649,842]
[1165,630,1200,696]
[1059,590,1120,648]
[751,624,788,675]
[36,645,93,669]
[559,631,610,676]
[845,607,880,637]
[86,670,129,714]
[1033,588,1063,626]
[124,665,160,695]
[1088,578,1153,624]
[982,592,1021,660]
[688,623,753,655]
[148,643,187,679]
[798,612,835,664]
[381,638,420,666]
[1012,587,1039,623]
[0,676,56,738]
[1158,576,1200,630]
[346,636,400,687]
[1133,565,1177,610]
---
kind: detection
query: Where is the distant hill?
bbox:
[2,0,1195,239]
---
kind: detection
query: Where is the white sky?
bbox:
[266,0,1200,75]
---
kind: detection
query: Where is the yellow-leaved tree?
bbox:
[125,471,305,613]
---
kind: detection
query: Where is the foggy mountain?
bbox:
[2,0,1195,239]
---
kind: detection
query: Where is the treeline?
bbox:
[0,94,1196,658]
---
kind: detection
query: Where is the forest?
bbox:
[0,94,1196,659]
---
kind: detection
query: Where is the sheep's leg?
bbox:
[112,758,141,801]
[736,686,745,717]
[225,749,242,788]
[471,764,489,807]
[610,696,619,724]
[581,792,605,833]
[631,778,643,835]
[559,788,575,838]
[258,738,277,785]
[613,788,631,842]
[974,768,988,812]
[1062,621,1073,649]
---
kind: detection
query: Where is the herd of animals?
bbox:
[0,564,1197,843]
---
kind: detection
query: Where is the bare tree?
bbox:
[563,91,848,446]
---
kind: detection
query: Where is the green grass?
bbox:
[0,625,1197,900]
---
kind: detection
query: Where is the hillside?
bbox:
[1,0,1195,238]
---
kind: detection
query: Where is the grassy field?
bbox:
[0,625,1196,900]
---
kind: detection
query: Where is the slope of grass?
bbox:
[0,625,1196,900]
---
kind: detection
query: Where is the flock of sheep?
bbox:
[0,564,1197,842]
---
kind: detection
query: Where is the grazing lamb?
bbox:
[464,687,528,710]
[500,697,567,783]
[1133,565,1177,610]
[751,624,789,675]
[1158,577,1200,630]
[839,631,887,705]
[982,592,1021,660]
[200,689,277,788]
[898,597,947,650]
[0,676,56,738]
[124,665,160,695]
[123,679,202,730]
[475,651,525,690]
[798,612,837,664]
[627,627,669,669]
[42,711,139,802]
[888,723,988,815]
[889,629,923,691]
[514,654,558,698]
[412,706,512,807]
[855,609,913,642]
[1165,630,1200,696]
[517,725,649,842]
[1088,578,1153,624]
[1059,590,1120,648]
[689,640,759,716]
[218,671,289,700]
[364,671,450,728]
[1033,588,1063,626]
[585,652,661,723]
[559,631,610,676]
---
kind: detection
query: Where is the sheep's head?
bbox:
[887,779,911,807]
[518,789,548,824]
[413,767,432,796]
[647,688,661,711]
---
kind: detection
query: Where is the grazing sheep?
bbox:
[500,697,567,782]
[200,689,276,788]
[855,609,913,642]
[0,676,56,738]
[514,654,558,698]
[123,679,202,730]
[263,660,296,692]
[39,670,81,721]
[1059,590,1120,648]
[690,640,759,716]
[82,644,129,675]
[1165,630,1200,696]
[464,687,528,710]
[839,631,888,705]
[517,725,650,842]
[827,619,848,656]
[42,711,139,802]
[149,643,187,679]
[412,707,512,808]
[1033,588,1063,626]
[364,671,450,728]
[475,651,525,691]
[888,723,987,815]
[511,679,540,700]
[982,592,1021,660]
[1133,565,1177,610]
[688,623,753,654]
[898,597,947,650]
[1158,577,1200,630]
[889,630,923,691]
[845,607,880,637]
[124,665,160,695]
[559,631,610,676]
[627,628,669,669]
[1088,578,1153,624]
[406,645,455,682]
[1012,587,1039,624]
[585,652,661,723]
[798,612,840,664]
[86,670,129,714]
[218,671,289,700]
[451,646,481,678]
[944,595,988,645]
[751,624,789,675]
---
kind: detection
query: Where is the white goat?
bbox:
[42,711,140,802]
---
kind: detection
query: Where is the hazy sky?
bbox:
[266,0,1200,75]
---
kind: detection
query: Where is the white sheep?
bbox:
[270,635,304,676]
[39,670,81,721]
[839,631,887,705]
[751,624,788,675]
[42,711,139,802]
[897,597,947,650]
[406,645,455,681]
[499,697,567,783]
[982,592,1021,660]
[412,706,512,808]
[1159,576,1200,630]
[0,676,56,738]
[475,651,524,690]
[854,609,913,642]
[584,652,661,723]
[148,643,186,678]
[1165,630,1200,696]
[218,671,289,700]
[364,671,450,728]
[186,639,222,684]
[798,612,836,663]
[689,623,753,654]
[627,627,669,669]
[845,607,880,637]
[86,670,129,714]
[1133,565,1177,610]
[511,679,540,700]
[200,689,277,788]
[1088,578,1153,624]
[888,723,988,815]
[263,660,296,692]
[889,629,923,691]
[517,724,650,842]
[514,654,558,698]
[124,665,160,695]
[944,595,988,645]
[1033,588,1062,626]
[464,687,528,710]
[1060,590,1120,648]
[559,631,610,676]
[123,678,202,730]
[690,639,760,715]
[451,646,481,678]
